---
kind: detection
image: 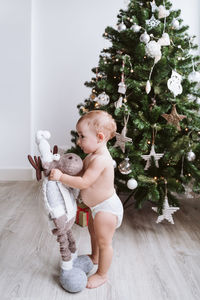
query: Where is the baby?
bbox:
[49,110,124,289]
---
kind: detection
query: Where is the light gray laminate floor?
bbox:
[0,181,200,300]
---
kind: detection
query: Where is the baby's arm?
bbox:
[50,157,105,189]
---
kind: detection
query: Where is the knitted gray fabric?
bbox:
[60,267,87,293]
[73,255,93,274]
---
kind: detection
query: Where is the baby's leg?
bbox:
[88,210,99,264]
[87,211,117,289]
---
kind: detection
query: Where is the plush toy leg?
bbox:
[52,216,87,293]
[67,230,94,274]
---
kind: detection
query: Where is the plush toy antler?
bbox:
[27,145,58,181]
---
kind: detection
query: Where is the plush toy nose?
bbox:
[68,156,73,159]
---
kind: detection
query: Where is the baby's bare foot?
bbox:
[88,255,98,265]
[86,273,107,289]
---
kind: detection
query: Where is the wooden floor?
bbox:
[0,181,200,300]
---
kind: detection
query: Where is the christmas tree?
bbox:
[69,0,200,221]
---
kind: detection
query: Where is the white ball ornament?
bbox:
[172,18,179,29]
[187,150,196,162]
[188,71,200,83]
[113,160,117,168]
[196,98,200,105]
[97,92,110,106]
[118,22,126,32]
[131,24,141,32]
[140,31,150,44]
[127,178,138,190]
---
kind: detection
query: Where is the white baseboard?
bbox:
[0,169,34,181]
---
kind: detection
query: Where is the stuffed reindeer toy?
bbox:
[28,130,93,293]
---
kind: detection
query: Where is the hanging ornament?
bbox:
[157,33,170,46]
[187,150,196,161]
[117,21,126,32]
[141,144,164,170]
[127,178,138,190]
[146,80,151,94]
[114,114,132,153]
[131,23,141,32]
[171,18,179,29]
[141,126,164,170]
[188,70,200,83]
[118,81,127,94]
[97,92,110,106]
[113,160,117,168]
[152,180,179,224]
[167,70,183,97]
[114,96,123,108]
[140,31,150,44]
[118,60,127,94]
[161,104,187,131]
[118,158,132,175]
[150,0,158,13]
[196,98,200,105]
[152,195,179,224]
[146,15,160,29]
[158,5,170,19]
[145,41,162,64]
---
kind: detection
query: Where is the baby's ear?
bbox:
[97,132,105,142]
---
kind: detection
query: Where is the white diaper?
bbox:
[90,192,124,228]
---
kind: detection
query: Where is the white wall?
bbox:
[0,0,199,180]
[0,0,31,180]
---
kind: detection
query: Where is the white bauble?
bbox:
[131,24,141,32]
[97,92,110,106]
[146,41,161,58]
[113,160,117,168]
[187,150,196,162]
[118,22,126,32]
[140,31,150,44]
[196,98,200,105]
[127,178,138,190]
[172,18,179,29]
[188,71,200,83]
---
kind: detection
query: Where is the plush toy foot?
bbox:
[60,267,87,293]
[73,255,94,274]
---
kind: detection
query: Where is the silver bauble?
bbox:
[127,178,138,190]
[140,31,150,44]
[131,24,141,32]
[187,150,196,162]
[97,92,110,106]
[118,158,132,175]
[118,22,126,32]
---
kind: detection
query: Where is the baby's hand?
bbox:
[49,169,63,181]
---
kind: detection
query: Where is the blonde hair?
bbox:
[77,110,116,140]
